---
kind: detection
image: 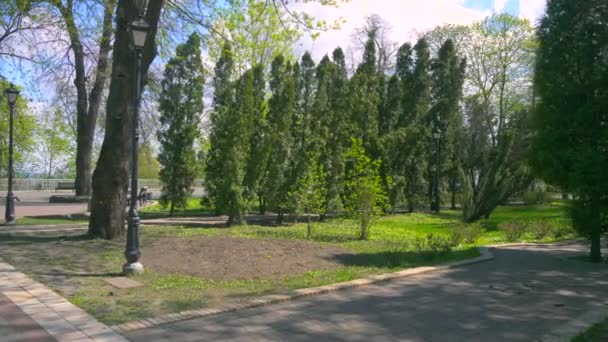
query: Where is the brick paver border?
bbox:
[0,258,128,342]
[110,247,495,334]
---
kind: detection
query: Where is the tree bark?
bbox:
[53,0,115,196]
[89,0,164,239]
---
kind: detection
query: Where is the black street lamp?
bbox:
[123,8,149,275]
[432,126,441,213]
[4,84,19,225]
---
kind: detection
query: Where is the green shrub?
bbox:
[449,222,483,245]
[199,196,213,208]
[500,222,527,242]
[448,229,463,247]
[522,191,551,205]
[413,234,453,260]
[549,218,575,239]
[528,220,552,240]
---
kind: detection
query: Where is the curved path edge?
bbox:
[111,247,495,334]
[0,257,128,341]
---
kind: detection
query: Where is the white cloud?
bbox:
[519,0,547,25]
[493,0,507,12]
[296,0,489,60]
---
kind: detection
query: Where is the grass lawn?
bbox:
[139,198,214,219]
[572,317,608,342]
[0,202,575,325]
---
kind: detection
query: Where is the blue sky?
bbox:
[2,0,547,102]
[464,0,520,15]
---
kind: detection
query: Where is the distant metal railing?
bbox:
[0,179,205,191]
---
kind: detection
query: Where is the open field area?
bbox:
[0,202,577,325]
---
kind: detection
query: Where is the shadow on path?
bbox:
[126,243,608,342]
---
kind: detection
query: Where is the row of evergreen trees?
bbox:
[201,32,465,225]
[156,31,466,225]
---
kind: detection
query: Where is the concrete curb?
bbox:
[485,240,585,248]
[110,247,495,334]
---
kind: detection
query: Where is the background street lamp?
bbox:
[4,85,19,225]
[432,126,441,213]
[123,10,149,275]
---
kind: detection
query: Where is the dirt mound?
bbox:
[141,236,354,281]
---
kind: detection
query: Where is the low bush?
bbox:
[549,218,575,239]
[449,222,483,246]
[528,220,553,240]
[413,233,453,260]
[522,191,551,205]
[500,222,527,242]
[448,229,463,247]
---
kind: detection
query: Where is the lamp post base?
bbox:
[122,262,144,275]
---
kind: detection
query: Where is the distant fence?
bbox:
[0,179,205,191]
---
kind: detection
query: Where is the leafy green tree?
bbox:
[0,80,36,177]
[16,0,115,196]
[460,13,535,222]
[206,0,301,75]
[291,154,327,239]
[423,23,469,57]
[263,55,296,222]
[532,0,608,261]
[157,33,204,216]
[343,138,387,240]
[36,107,75,178]
[138,144,160,179]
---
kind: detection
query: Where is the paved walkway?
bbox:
[0,258,128,341]
[0,292,55,342]
[126,243,608,342]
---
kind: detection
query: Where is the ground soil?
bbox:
[141,236,355,281]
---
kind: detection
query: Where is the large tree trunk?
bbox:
[56,0,115,196]
[78,0,115,196]
[89,0,164,239]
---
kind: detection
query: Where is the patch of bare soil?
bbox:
[141,236,354,281]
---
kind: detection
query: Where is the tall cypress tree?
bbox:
[430,39,466,211]
[290,52,317,200]
[157,33,204,216]
[206,43,254,225]
[378,74,402,210]
[350,38,380,155]
[263,55,296,222]
[243,64,270,213]
[393,40,430,212]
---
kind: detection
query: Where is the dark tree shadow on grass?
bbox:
[0,233,94,246]
[328,248,479,269]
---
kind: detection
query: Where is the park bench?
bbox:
[55,182,75,192]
